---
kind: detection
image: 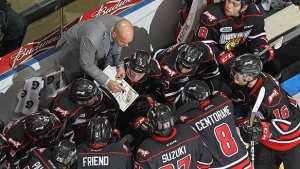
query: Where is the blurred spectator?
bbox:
[0,0,28,57]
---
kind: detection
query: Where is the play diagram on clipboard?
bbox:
[101,65,139,112]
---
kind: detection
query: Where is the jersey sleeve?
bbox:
[246,4,268,51]
[194,7,223,55]
[194,132,213,168]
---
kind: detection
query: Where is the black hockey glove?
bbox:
[130,116,153,136]
[110,128,121,143]
[128,94,156,116]
[253,44,274,64]
[291,0,300,5]
[240,121,271,145]
[240,122,262,145]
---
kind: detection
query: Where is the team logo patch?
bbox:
[137,148,150,158]
[220,27,232,32]
[268,88,279,104]
[203,11,217,22]
[31,81,40,90]
[47,76,54,85]
[21,90,27,98]
[25,101,34,108]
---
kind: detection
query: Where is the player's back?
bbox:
[179,94,251,168]
[135,124,212,169]
[77,143,132,169]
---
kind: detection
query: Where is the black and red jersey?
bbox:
[4,113,61,159]
[134,124,213,169]
[178,94,251,168]
[154,42,220,103]
[49,86,114,142]
[124,57,162,97]
[194,2,268,55]
[0,134,10,168]
[17,148,60,169]
[244,73,300,151]
[77,143,132,169]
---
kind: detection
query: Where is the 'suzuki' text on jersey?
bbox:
[162,145,187,163]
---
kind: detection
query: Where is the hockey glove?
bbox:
[130,116,152,136]
[217,50,235,65]
[253,44,275,64]
[129,94,156,116]
[240,121,271,145]
[110,128,121,143]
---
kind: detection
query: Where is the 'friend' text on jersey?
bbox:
[82,156,109,166]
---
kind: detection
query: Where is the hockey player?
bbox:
[177,80,252,168]
[194,0,281,81]
[17,139,77,169]
[134,103,213,169]
[154,41,230,108]
[49,78,119,144]
[229,53,300,168]
[0,134,11,168]
[4,111,62,164]
[76,116,133,169]
[115,49,162,155]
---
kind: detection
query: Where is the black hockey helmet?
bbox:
[147,103,175,137]
[52,139,77,168]
[87,116,112,144]
[24,111,61,140]
[230,53,263,82]
[241,0,252,8]
[175,43,203,74]
[69,78,103,107]
[127,49,152,82]
[182,80,210,104]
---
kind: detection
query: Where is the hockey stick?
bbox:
[55,116,69,145]
[249,86,265,168]
[176,0,202,43]
[99,86,120,128]
[257,36,283,57]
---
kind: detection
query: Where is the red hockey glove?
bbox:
[217,50,235,65]
[240,121,271,145]
[253,44,275,64]
[128,94,156,116]
[110,128,121,143]
[130,116,152,136]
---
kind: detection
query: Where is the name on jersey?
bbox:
[82,156,109,167]
[161,145,187,163]
[219,30,251,44]
[195,105,231,131]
